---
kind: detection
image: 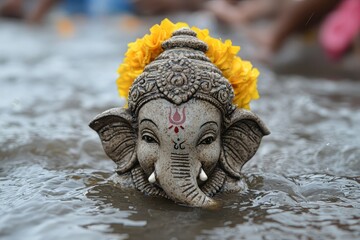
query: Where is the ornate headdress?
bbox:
[117,19,260,117]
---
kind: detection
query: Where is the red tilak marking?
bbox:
[169,107,186,125]
[168,107,186,134]
[173,109,181,121]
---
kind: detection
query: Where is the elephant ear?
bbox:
[220,108,270,178]
[89,108,137,174]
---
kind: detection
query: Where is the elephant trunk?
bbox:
[155,152,217,208]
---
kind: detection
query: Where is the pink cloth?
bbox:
[319,0,360,60]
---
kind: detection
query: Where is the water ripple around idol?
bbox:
[0,19,359,240]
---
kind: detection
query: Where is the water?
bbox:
[1,18,359,240]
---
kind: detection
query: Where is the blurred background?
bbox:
[1,1,359,240]
[1,0,360,77]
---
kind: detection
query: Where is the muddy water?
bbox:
[0,19,359,240]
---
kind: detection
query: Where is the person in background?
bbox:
[319,0,360,60]
[207,0,360,63]
[250,0,341,62]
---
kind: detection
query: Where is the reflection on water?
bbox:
[0,19,359,240]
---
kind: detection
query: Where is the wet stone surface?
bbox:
[0,19,360,240]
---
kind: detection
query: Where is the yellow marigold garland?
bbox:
[116,18,259,110]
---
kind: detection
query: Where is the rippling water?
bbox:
[1,18,359,240]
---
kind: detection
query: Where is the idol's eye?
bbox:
[142,134,158,144]
[199,136,215,145]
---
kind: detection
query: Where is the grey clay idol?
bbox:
[90,28,270,207]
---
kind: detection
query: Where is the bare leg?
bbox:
[248,0,340,62]
[269,0,340,51]
[0,0,23,19]
[207,0,286,25]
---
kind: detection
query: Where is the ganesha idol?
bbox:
[90,20,270,208]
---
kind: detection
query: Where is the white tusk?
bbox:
[148,171,156,183]
[199,168,208,181]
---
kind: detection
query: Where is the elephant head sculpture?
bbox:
[90,27,270,207]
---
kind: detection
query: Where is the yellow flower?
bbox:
[116,18,260,110]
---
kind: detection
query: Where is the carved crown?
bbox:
[128,28,236,117]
